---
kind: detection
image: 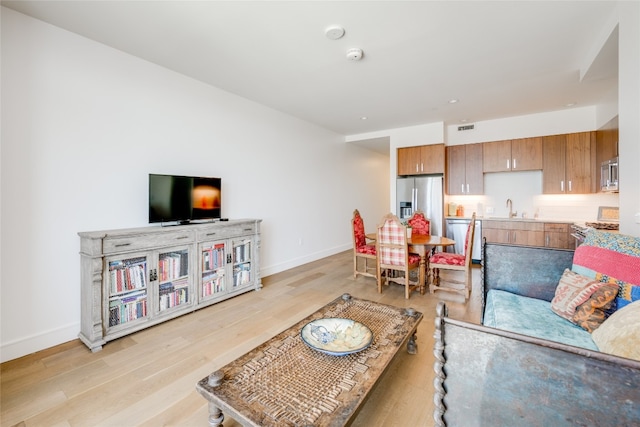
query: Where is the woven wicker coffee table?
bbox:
[196,293,423,426]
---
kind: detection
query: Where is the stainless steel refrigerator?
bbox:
[396,175,444,237]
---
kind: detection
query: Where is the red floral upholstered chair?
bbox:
[428,212,476,300]
[376,213,421,299]
[352,209,377,280]
[408,210,431,235]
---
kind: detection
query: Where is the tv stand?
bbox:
[78,219,262,352]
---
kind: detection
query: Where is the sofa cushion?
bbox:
[484,289,598,351]
[591,300,640,361]
[551,269,606,321]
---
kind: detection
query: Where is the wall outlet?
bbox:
[298,238,304,246]
[486,206,495,214]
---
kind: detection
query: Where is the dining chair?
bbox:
[428,212,476,299]
[376,213,421,299]
[408,210,431,235]
[351,209,377,280]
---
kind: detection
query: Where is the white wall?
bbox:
[617,1,640,236]
[0,8,390,362]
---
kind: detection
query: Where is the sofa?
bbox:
[433,229,640,427]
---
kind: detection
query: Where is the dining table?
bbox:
[366,232,455,294]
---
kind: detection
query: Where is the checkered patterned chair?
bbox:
[352,209,377,280]
[376,213,421,299]
[429,212,476,299]
[408,210,431,235]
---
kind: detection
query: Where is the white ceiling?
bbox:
[2,1,619,144]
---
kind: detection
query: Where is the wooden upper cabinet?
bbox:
[542,132,595,194]
[483,140,512,172]
[483,138,542,172]
[511,137,543,170]
[397,144,445,176]
[447,143,483,195]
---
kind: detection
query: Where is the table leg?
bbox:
[418,255,426,295]
[407,332,418,354]
[208,402,224,427]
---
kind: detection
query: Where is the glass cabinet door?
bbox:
[106,254,148,328]
[201,242,227,299]
[156,247,191,313]
[232,237,253,289]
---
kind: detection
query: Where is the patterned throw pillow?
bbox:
[551,269,609,321]
[592,300,640,361]
[572,284,619,332]
[597,272,640,311]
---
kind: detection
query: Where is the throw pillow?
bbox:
[551,269,608,321]
[572,283,618,332]
[592,300,640,361]
[597,272,640,311]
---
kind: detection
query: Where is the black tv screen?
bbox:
[149,174,221,224]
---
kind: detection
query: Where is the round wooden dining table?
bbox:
[366,233,455,294]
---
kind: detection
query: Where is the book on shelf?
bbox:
[202,243,225,271]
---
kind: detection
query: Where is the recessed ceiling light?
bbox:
[325,26,345,40]
[566,102,577,107]
[360,116,368,120]
[460,119,468,123]
[449,99,459,104]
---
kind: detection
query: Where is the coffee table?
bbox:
[196,294,423,426]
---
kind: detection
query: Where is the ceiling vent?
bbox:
[458,124,475,131]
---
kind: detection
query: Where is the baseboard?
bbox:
[261,244,350,278]
[1,322,79,363]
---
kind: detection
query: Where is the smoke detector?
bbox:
[325,25,345,40]
[346,48,364,61]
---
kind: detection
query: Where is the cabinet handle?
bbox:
[546,235,550,246]
[461,184,465,193]
[421,162,424,172]
[561,180,564,192]
[507,159,510,169]
[206,232,217,236]
[415,164,419,173]
[176,235,189,240]
[115,243,131,248]
[513,158,517,169]
[243,228,252,231]
[466,184,470,193]
[568,180,572,192]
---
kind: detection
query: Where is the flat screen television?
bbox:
[149,174,221,224]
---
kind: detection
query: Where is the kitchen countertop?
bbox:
[445,216,578,223]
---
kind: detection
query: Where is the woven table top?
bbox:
[196,294,423,427]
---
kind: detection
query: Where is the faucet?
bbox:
[506,198,517,218]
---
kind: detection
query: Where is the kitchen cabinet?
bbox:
[397,144,445,176]
[544,223,573,250]
[596,116,619,193]
[446,143,483,195]
[542,132,595,194]
[483,137,542,173]
[482,220,544,247]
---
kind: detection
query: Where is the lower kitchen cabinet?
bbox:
[483,220,544,247]
[78,219,262,352]
[483,219,574,250]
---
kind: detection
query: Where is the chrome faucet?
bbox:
[506,198,517,218]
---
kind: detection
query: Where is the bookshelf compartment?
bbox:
[106,255,148,328]
[79,219,261,352]
[201,242,227,299]
[157,247,191,313]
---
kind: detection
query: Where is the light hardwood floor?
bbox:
[1,250,482,427]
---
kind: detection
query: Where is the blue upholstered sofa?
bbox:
[433,229,640,427]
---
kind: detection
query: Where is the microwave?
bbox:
[601,157,619,192]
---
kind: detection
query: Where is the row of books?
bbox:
[109,262,146,294]
[109,291,147,326]
[158,285,189,311]
[202,243,225,271]
[158,251,189,283]
[233,263,251,287]
[202,276,225,297]
[234,240,251,264]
